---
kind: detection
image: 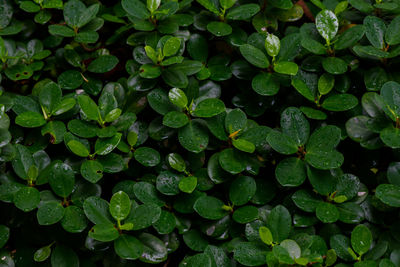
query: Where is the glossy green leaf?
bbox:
[316,9,339,42]
[194,195,230,220]
[110,191,131,221]
[351,225,372,255]
[192,98,225,118]
[49,162,75,198]
[15,112,45,128]
[240,44,269,68]
[87,55,119,73]
[207,22,232,37]
[114,235,143,260]
[134,147,160,167]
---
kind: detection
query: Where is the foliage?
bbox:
[1,0,400,266]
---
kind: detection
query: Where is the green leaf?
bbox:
[41,121,67,144]
[53,98,76,116]
[63,0,99,28]
[252,73,279,96]
[183,229,208,252]
[292,189,321,212]
[267,205,291,243]
[232,138,255,153]
[148,88,176,115]
[265,34,280,57]
[61,206,88,233]
[34,245,52,262]
[300,106,327,120]
[194,195,230,220]
[153,210,176,234]
[379,81,400,119]
[226,4,260,20]
[94,133,122,155]
[307,125,341,151]
[233,205,259,223]
[207,22,232,37]
[147,0,161,13]
[163,111,189,128]
[139,64,161,78]
[114,234,143,260]
[192,98,225,118]
[280,239,301,260]
[105,108,122,123]
[225,108,247,134]
[322,57,348,74]
[281,107,310,146]
[49,25,75,37]
[122,0,151,19]
[167,153,186,172]
[39,82,62,114]
[133,182,165,207]
[276,157,306,187]
[156,171,182,196]
[110,191,131,221]
[291,75,316,101]
[126,202,161,230]
[322,94,358,111]
[14,187,40,212]
[179,176,197,193]
[0,0,13,28]
[89,223,119,242]
[316,9,339,43]
[87,55,119,73]
[316,202,339,223]
[219,0,236,9]
[259,226,273,245]
[219,148,246,174]
[229,176,256,206]
[83,196,114,225]
[15,112,45,128]
[266,130,298,155]
[234,242,267,266]
[37,201,65,225]
[11,144,34,180]
[334,25,365,50]
[301,37,327,55]
[351,225,372,255]
[67,120,97,138]
[364,16,386,49]
[273,61,298,76]
[134,147,160,167]
[380,126,400,148]
[376,184,400,207]
[239,44,269,68]
[137,233,168,263]
[386,16,400,45]
[75,31,99,43]
[178,120,209,153]
[49,162,75,198]
[77,94,99,122]
[318,73,335,95]
[196,0,219,14]
[163,37,181,57]
[306,149,344,170]
[169,88,188,108]
[67,140,90,157]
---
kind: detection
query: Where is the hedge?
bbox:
[1,0,400,266]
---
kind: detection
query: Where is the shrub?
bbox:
[1,0,400,266]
